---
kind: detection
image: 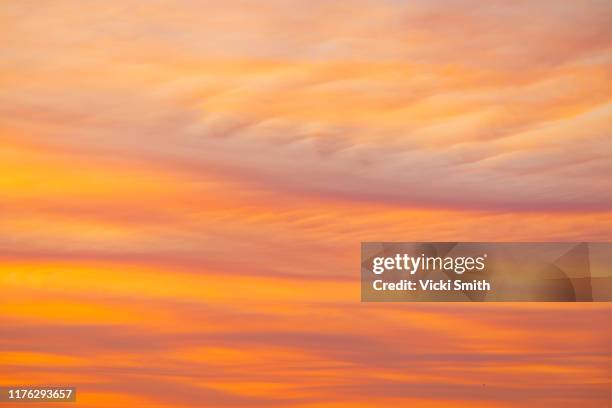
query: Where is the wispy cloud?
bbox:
[1,1,611,407]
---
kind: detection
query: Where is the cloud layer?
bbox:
[1,1,611,407]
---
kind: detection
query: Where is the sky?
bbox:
[1,1,611,407]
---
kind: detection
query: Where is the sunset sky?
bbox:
[1,1,611,407]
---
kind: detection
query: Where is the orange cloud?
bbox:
[1,1,611,407]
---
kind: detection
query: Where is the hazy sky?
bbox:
[1,1,611,407]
